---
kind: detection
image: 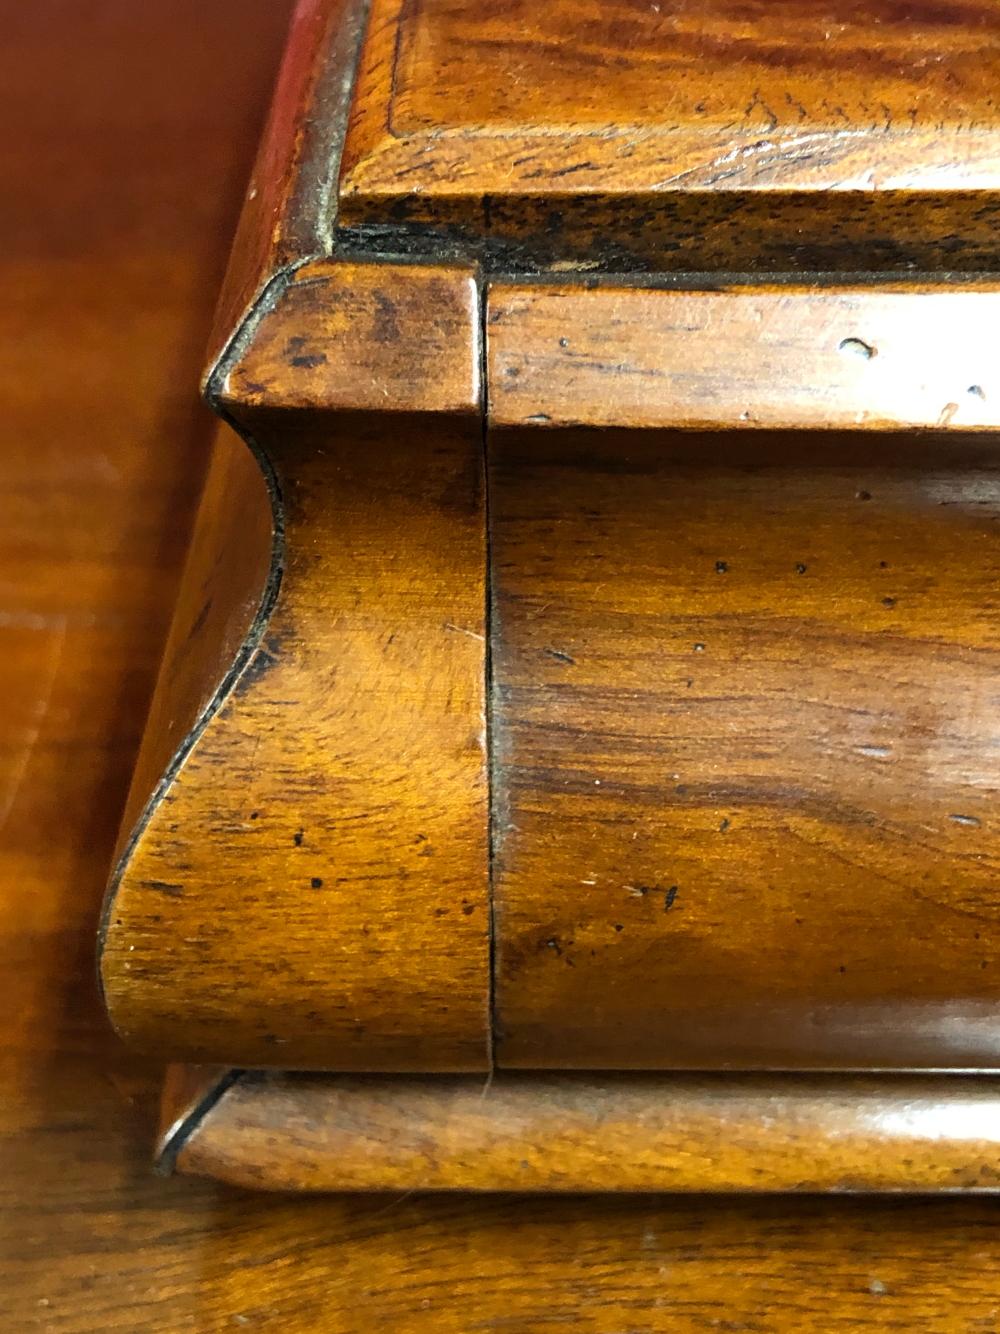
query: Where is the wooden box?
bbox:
[100,0,1000,1191]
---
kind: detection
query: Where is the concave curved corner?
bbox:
[97,253,492,1071]
[97,414,283,1007]
[98,0,374,1021]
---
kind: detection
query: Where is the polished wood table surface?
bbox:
[3,2,1000,1329]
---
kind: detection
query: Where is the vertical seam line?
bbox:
[480,274,496,1075]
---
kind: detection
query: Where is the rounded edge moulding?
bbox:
[166,1069,1000,1194]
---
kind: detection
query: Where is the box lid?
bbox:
[338,0,1000,271]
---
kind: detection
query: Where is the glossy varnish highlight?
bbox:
[100,264,490,1070]
[488,283,1000,431]
[171,1069,1000,1193]
[338,0,1000,269]
[490,426,1000,1069]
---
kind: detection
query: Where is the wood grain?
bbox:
[111,422,275,873]
[103,257,489,1070]
[204,0,370,374]
[175,1068,1000,1193]
[101,404,490,1070]
[488,283,1000,431]
[6,0,1000,1326]
[13,1169,1000,1333]
[490,425,1000,1069]
[0,0,295,1129]
[222,260,481,413]
[338,0,1000,271]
